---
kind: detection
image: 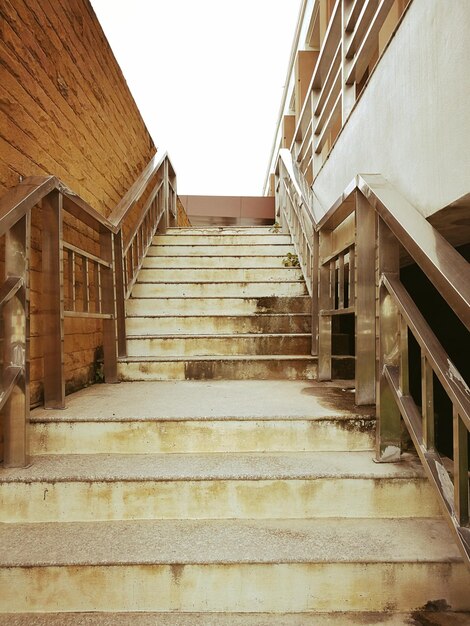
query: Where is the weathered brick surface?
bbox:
[0,0,157,405]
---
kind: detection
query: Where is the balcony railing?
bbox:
[0,152,176,468]
[276,148,470,568]
[287,0,412,186]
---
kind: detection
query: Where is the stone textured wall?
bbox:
[0,0,157,404]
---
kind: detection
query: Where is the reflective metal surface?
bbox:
[0,154,176,467]
[276,148,469,567]
[355,192,376,406]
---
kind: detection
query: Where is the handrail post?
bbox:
[100,227,118,383]
[2,212,30,467]
[318,229,332,380]
[42,190,65,409]
[311,229,319,355]
[376,217,401,462]
[355,191,376,405]
[114,231,127,357]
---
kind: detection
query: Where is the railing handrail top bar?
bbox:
[279,153,470,332]
[382,272,470,431]
[358,173,470,333]
[0,175,119,237]
[108,150,169,228]
[278,150,322,224]
[0,152,175,239]
[0,176,56,239]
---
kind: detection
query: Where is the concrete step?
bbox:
[126,296,312,316]
[30,381,374,455]
[0,518,468,612]
[167,227,276,235]
[118,355,354,381]
[126,314,311,335]
[131,281,308,298]
[126,333,311,357]
[147,244,295,256]
[154,234,292,245]
[137,267,303,282]
[0,451,441,523]
[143,255,290,268]
[2,612,470,625]
[118,355,312,380]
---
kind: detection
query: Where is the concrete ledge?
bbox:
[0,518,462,566]
[1,612,469,626]
[31,381,365,423]
[0,451,427,483]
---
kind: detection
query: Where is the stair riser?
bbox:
[118,358,318,381]
[131,282,308,298]
[0,479,441,523]
[137,268,303,282]
[143,256,290,268]
[147,245,295,256]
[2,562,468,612]
[30,419,375,455]
[154,235,292,245]
[167,228,275,235]
[126,296,312,316]
[126,335,311,357]
[126,315,311,335]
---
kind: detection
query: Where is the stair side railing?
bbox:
[275,149,470,567]
[0,152,176,468]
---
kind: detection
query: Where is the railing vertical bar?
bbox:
[318,230,332,380]
[114,231,127,357]
[69,250,76,311]
[453,408,469,526]
[2,212,30,467]
[96,262,102,314]
[311,230,319,356]
[399,314,409,395]
[421,352,435,450]
[42,190,65,410]
[355,191,376,405]
[376,216,401,462]
[349,245,355,305]
[99,228,118,383]
[83,257,89,313]
[338,252,345,309]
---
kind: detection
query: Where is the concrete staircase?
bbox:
[118,226,353,381]
[0,381,468,623]
[0,226,469,623]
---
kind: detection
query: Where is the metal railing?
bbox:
[276,149,470,567]
[0,152,176,468]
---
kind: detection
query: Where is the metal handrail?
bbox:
[0,152,176,468]
[276,149,470,567]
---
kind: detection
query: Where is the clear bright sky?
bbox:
[90,0,301,196]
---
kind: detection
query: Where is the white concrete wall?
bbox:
[312,0,470,218]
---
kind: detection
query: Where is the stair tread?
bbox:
[119,354,351,361]
[126,313,310,318]
[31,380,366,423]
[0,518,461,567]
[135,279,307,284]
[127,332,311,339]
[0,451,429,483]
[0,612,469,626]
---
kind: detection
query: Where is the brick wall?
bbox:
[0,0,157,404]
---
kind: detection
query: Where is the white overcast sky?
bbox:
[90,0,301,196]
